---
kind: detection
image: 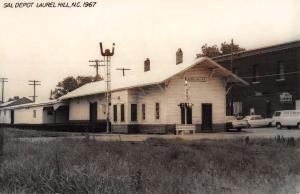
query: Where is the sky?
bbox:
[0,0,299,102]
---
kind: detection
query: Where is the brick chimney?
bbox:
[176,48,183,64]
[144,58,150,72]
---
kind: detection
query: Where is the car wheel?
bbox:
[268,122,272,127]
[298,123,300,129]
[237,127,241,132]
[276,123,282,129]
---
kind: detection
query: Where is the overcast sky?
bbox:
[0,0,299,102]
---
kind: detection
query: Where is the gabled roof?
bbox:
[1,99,64,110]
[0,97,32,108]
[60,57,248,100]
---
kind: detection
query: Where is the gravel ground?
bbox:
[90,127,300,142]
[8,127,300,142]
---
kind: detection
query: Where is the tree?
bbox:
[52,76,95,99]
[77,76,95,87]
[196,44,220,58]
[8,96,19,102]
[198,44,221,58]
[220,42,245,55]
[196,41,246,58]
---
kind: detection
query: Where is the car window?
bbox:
[274,112,281,116]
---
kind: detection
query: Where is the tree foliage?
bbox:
[197,41,246,58]
[199,44,221,58]
[7,96,20,102]
[220,42,246,55]
[52,76,95,99]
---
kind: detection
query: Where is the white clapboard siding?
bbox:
[69,98,90,121]
[14,106,53,124]
[68,63,227,126]
[164,66,226,125]
[127,85,167,124]
[69,90,129,122]
[0,109,11,124]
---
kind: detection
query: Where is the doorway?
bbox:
[202,103,212,130]
[179,103,192,124]
[89,102,97,123]
[10,110,14,124]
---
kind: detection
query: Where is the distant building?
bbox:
[0,99,69,127]
[213,40,300,117]
[0,97,32,124]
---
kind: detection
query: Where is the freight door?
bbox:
[89,102,97,123]
[202,103,212,130]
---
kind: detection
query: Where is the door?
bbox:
[89,102,97,123]
[202,103,212,130]
[131,104,137,122]
[10,110,14,124]
[180,103,192,124]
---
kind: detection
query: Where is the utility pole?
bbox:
[89,59,105,81]
[116,68,131,76]
[0,78,8,103]
[28,80,41,102]
[230,39,234,115]
[0,78,6,168]
[100,42,115,133]
[230,38,234,72]
[184,77,192,125]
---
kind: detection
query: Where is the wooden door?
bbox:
[89,102,97,123]
[202,103,212,130]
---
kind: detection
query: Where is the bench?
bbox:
[175,125,196,135]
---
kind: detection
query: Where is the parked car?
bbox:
[225,116,248,131]
[272,110,300,129]
[243,115,273,128]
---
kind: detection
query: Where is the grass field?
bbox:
[0,129,300,193]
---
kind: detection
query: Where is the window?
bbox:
[232,67,238,75]
[33,110,36,118]
[252,64,259,83]
[274,112,281,116]
[277,62,285,80]
[250,108,255,115]
[113,105,117,122]
[233,102,242,115]
[155,103,160,120]
[131,104,137,122]
[142,104,146,120]
[121,104,125,122]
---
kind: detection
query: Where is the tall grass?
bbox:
[0,134,300,193]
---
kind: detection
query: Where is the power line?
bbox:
[89,59,105,81]
[230,38,234,72]
[28,80,41,102]
[0,78,8,103]
[116,68,131,76]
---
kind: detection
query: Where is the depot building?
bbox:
[60,50,248,133]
